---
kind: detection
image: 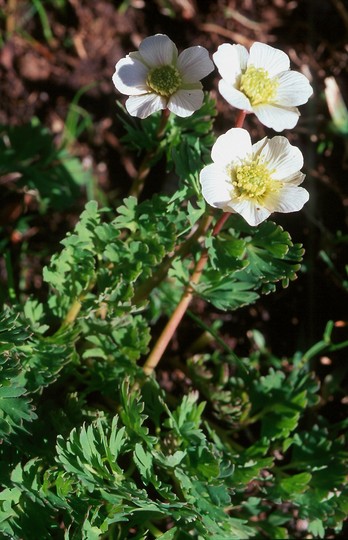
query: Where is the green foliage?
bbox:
[187,335,348,540]
[2,169,346,538]
[194,215,304,311]
[1,336,347,539]
[119,92,216,195]
[230,215,304,289]
[0,119,92,211]
[31,0,54,42]
[167,93,217,192]
[62,84,95,148]
[2,51,347,540]
[0,310,37,440]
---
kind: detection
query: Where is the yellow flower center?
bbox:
[232,158,280,203]
[146,65,182,97]
[240,65,279,105]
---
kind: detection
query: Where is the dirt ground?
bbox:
[1,0,348,378]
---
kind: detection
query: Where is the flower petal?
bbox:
[138,34,178,67]
[200,164,232,208]
[252,136,268,157]
[267,185,309,213]
[125,93,166,118]
[168,88,204,117]
[177,46,214,83]
[218,80,252,111]
[249,42,290,76]
[275,71,313,106]
[253,103,300,131]
[113,57,149,95]
[213,43,249,84]
[259,136,304,179]
[227,198,271,226]
[211,128,252,166]
[281,171,306,186]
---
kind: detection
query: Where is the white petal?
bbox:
[275,71,313,106]
[129,51,144,63]
[213,43,248,83]
[253,103,300,131]
[249,42,290,76]
[138,34,178,67]
[259,136,304,179]
[218,80,253,111]
[211,128,252,166]
[227,199,271,226]
[267,185,309,213]
[177,46,214,83]
[252,136,269,157]
[200,163,231,208]
[125,93,166,118]
[281,171,306,186]
[112,57,149,95]
[168,89,203,117]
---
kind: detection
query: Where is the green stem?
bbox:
[145,522,165,538]
[61,295,85,327]
[128,109,170,198]
[299,319,348,367]
[32,0,54,42]
[60,278,96,329]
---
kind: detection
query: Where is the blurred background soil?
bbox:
[1,0,348,385]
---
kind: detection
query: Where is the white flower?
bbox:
[112,34,214,119]
[199,128,309,226]
[213,42,313,131]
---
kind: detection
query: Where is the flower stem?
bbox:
[143,211,229,376]
[59,278,96,330]
[235,109,247,128]
[128,109,170,198]
[142,109,247,376]
[61,296,84,327]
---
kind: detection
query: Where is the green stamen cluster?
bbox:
[232,158,279,202]
[146,65,182,97]
[240,65,279,105]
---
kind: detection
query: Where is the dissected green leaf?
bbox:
[0,119,92,210]
[197,277,259,311]
[0,312,37,440]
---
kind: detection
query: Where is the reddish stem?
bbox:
[235,109,247,128]
[143,211,230,376]
[142,109,247,376]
